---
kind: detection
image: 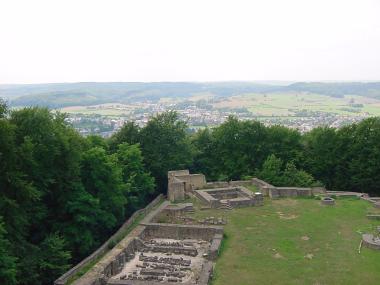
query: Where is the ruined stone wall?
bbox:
[251,178,275,196]
[208,233,223,261]
[55,194,164,285]
[204,181,230,189]
[229,180,252,187]
[189,174,207,189]
[168,170,190,178]
[193,190,220,208]
[251,178,326,198]
[168,170,206,201]
[269,187,313,198]
[141,223,224,242]
[168,178,185,202]
[173,175,192,191]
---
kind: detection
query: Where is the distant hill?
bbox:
[1,81,380,108]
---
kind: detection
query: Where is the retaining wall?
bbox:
[141,223,223,242]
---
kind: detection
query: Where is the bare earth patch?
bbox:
[279,214,298,220]
[301,236,310,241]
[273,252,284,259]
[305,253,314,259]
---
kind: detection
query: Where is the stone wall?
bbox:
[168,170,206,202]
[251,178,325,198]
[229,180,253,187]
[194,186,262,208]
[141,223,224,242]
[189,174,207,189]
[270,187,313,198]
[168,177,185,202]
[194,190,220,208]
[251,178,275,196]
[208,233,223,261]
[204,181,230,189]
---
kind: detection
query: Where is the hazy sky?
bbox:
[0,0,379,84]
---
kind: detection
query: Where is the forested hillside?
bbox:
[1,99,380,284]
[2,81,380,108]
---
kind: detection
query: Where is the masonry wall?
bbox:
[189,174,207,189]
[168,179,185,202]
[141,223,224,242]
[55,195,164,285]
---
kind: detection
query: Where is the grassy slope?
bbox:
[187,195,380,285]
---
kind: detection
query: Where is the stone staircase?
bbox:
[183,203,195,213]
[219,200,233,210]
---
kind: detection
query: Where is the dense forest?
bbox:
[1,100,380,284]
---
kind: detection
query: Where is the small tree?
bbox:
[256,154,284,186]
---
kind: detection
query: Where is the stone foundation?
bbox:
[194,186,263,209]
[362,234,380,250]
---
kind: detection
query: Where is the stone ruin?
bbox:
[194,187,263,209]
[109,236,212,284]
[168,170,326,205]
[67,196,224,285]
[57,169,380,285]
[251,178,326,198]
[168,170,207,202]
[362,232,380,251]
[168,170,265,209]
[152,203,227,226]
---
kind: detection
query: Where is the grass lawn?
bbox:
[187,195,380,285]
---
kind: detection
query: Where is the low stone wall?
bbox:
[312,187,327,194]
[194,186,263,208]
[151,203,194,223]
[271,187,313,199]
[194,190,220,208]
[367,214,380,220]
[208,233,223,261]
[204,181,230,189]
[55,194,164,285]
[229,180,253,187]
[251,178,275,196]
[252,178,327,198]
[321,197,335,205]
[141,223,224,242]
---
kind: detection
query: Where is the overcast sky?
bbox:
[0,0,379,84]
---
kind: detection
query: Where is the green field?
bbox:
[184,195,380,285]
[213,93,380,116]
[60,92,380,118]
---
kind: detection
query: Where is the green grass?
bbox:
[232,92,380,116]
[213,198,380,285]
[186,197,380,285]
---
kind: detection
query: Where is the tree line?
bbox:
[1,102,380,284]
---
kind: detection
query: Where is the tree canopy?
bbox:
[1,106,380,284]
